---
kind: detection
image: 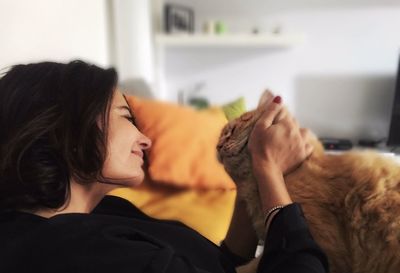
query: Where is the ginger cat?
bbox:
[217,91,400,273]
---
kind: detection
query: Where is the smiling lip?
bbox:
[131,150,144,158]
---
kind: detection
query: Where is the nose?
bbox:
[139,133,152,150]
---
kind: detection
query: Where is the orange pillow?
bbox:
[125,96,235,189]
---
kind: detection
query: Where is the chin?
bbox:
[123,172,145,187]
[101,173,144,188]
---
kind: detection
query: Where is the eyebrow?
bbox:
[121,94,135,117]
[118,95,138,125]
[120,94,136,120]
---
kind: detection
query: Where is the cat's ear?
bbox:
[258,90,274,109]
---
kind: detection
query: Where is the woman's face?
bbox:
[101,90,151,187]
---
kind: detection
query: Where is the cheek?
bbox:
[102,146,143,183]
[102,120,144,179]
[108,126,135,161]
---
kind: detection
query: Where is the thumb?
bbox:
[257,96,283,128]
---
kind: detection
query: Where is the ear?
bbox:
[257,90,274,108]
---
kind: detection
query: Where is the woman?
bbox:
[0,60,328,272]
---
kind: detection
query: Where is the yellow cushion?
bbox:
[125,96,235,190]
[109,184,236,244]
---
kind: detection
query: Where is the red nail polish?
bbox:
[273,96,282,104]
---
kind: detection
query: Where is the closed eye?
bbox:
[124,116,135,125]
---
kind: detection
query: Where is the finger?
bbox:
[278,114,298,130]
[258,89,275,108]
[256,99,284,128]
[274,106,299,126]
[272,106,288,124]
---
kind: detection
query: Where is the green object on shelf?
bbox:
[215,21,227,34]
[189,97,210,109]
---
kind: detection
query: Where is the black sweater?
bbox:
[0,196,328,273]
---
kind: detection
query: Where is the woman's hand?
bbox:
[248,97,313,176]
[247,96,314,211]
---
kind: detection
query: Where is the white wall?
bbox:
[0,0,110,69]
[3,0,398,142]
[111,0,155,84]
[161,1,400,141]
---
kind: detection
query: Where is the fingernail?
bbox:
[273,96,282,104]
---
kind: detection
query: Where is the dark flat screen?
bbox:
[387,56,400,146]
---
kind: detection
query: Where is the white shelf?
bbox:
[155,33,305,48]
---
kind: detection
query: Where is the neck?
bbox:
[31,180,117,218]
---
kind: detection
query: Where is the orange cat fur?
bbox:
[217,91,400,273]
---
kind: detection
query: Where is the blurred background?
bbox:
[1,0,400,143]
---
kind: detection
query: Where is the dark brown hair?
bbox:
[0,60,118,211]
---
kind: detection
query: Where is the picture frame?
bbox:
[164,4,194,34]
